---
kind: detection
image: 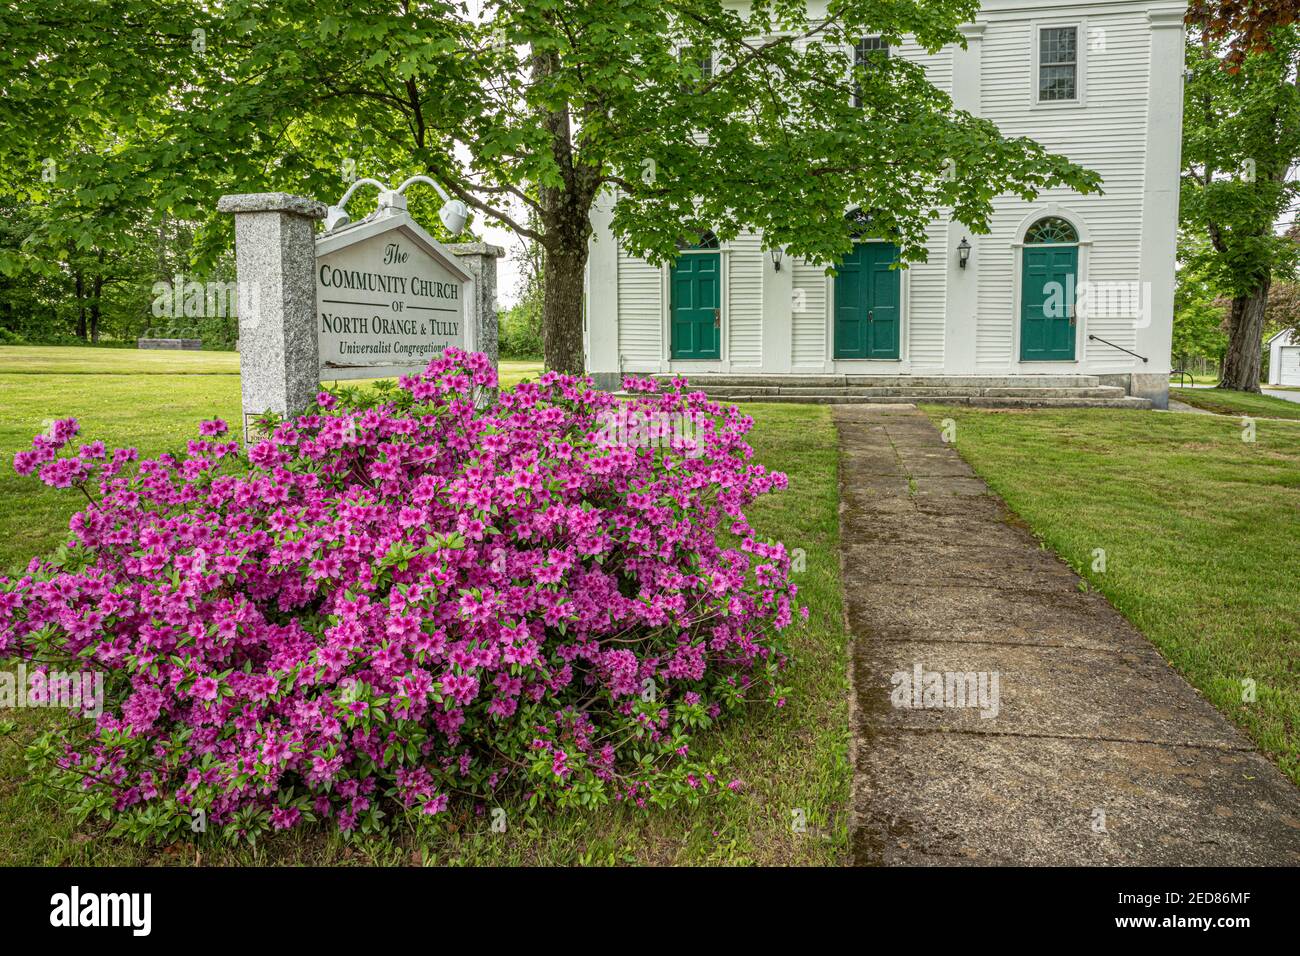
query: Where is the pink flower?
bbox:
[270,806,301,830]
[0,348,800,838]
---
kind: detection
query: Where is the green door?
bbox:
[670,253,721,359]
[1020,246,1078,361]
[834,243,900,359]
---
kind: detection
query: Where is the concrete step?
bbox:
[981,386,1127,399]
[968,396,1153,409]
[709,394,921,404]
[843,374,1102,388]
[688,384,1125,400]
[699,385,985,397]
[672,393,1152,409]
[656,374,1103,389]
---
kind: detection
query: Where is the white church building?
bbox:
[583,0,1185,408]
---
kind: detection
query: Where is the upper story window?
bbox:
[852,36,889,107]
[683,46,713,87]
[1037,25,1078,102]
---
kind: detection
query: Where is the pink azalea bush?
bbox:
[0,349,800,843]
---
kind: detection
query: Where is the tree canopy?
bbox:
[2,0,1102,371]
[1180,23,1300,389]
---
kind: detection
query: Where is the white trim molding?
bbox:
[1010,206,1092,368]
[1030,17,1088,110]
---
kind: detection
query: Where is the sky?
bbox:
[479,218,524,310]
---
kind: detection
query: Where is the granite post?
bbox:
[217,192,327,441]
[448,243,505,363]
[448,242,505,398]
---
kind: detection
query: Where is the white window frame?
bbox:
[852,35,890,108]
[1010,204,1093,369]
[1031,19,1087,109]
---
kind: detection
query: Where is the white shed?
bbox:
[1268,329,1300,387]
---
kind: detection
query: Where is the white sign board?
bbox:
[315,210,473,380]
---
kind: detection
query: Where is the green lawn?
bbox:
[922,404,1300,787]
[0,345,241,375]
[0,347,849,865]
[0,345,541,387]
[1171,386,1300,421]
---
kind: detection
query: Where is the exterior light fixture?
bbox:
[323,177,385,232]
[393,175,469,236]
[323,174,470,236]
[770,247,784,272]
[957,236,971,269]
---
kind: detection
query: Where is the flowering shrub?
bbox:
[0,350,800,843]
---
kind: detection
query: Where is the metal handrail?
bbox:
[1087,334,1148,363]
[1170,368,1191,388]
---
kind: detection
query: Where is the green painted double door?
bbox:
[1020,245,1078,361]
[834,242,900,359]
[670,252,721,359]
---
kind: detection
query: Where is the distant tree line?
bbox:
[0,202,239,350]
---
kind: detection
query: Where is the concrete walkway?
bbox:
[1263,388,1300,404]
[836,405,1300,865]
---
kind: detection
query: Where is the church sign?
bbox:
[218,189,500,441]
[314,209,473,380]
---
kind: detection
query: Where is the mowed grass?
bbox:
[0,346,541,387]
[0,347,848,865]
[0,345,241,375]
[921,405,1300,785]
[1171,386,1300,421]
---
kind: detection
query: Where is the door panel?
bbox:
[867,250,899,358]
[1020,246,1078,361]
[834,243,900,360]
[671,253,721,359]
[1280,347,1300,386]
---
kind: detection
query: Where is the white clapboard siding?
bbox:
[616,242,662,366]
[792,258,829,368]
[896,37,954,93]
[894,39,951,372]
[976,10,1150,371]
[908,219,948,370]
[728,232,764,367]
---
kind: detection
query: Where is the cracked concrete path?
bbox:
[835,405,1300,866]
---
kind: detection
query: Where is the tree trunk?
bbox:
[90,253,104,344]
[74,270,87,341]
[1220,278,1270,391]
[541,245,588,374]
[528,39,597,377]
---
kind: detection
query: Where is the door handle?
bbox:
[713,308,720,327]
[868,310,874,321]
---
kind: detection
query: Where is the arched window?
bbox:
[676,229,720,250]
[1024,216,1078,244]
[846,208,870,236]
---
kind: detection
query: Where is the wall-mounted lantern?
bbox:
[957,236,971,269]
[770,247,784,272]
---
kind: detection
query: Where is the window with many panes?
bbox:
[852,36,889,108]
[682,45,713,86]
[1037,26,1078,102]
